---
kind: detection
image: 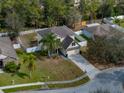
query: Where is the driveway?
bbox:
[16,68,124,93]
[68,55,100,79]
[0,90,4,93]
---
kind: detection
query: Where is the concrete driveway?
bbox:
[0,90,4,93]
[68,55,100,79]
[16,68,124,93]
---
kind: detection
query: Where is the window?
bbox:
[72,42,76,46]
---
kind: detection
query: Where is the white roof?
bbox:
[0,54,7,60]
[86,23,100,27]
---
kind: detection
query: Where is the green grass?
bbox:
[48,76,90,88]
[0,54,84,86]
[3,85,42,93]
[0,51,90,92]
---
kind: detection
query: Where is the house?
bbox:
[61,35,80,56]
[0,37,17,68]
[18,26,84,56]
[37,26,80,56]
[82,24,118,39]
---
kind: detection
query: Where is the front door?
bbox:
[0,60,3,68]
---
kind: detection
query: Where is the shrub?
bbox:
[3,62,20,74]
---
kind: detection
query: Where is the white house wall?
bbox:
[26,46,40,53]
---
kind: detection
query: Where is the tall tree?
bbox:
[66,8,82,28]
[43,0,67,27]
[39,32,61,57]
[80,0,100,21]
[5,12,24,32]
[21,53,36,78]
[99,0,116,18]
[1,0,42,29]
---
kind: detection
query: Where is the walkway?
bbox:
[68,54,100,79]
[17,68,124,93]
[0,90,3,93]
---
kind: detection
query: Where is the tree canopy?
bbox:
[87,35,124,64]
[0,0,123,32]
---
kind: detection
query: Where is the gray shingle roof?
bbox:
[37,26,75,38]
[85,24,116,36]
[62,36,73,50]
[0,37,17,60]
[37,28,51,37]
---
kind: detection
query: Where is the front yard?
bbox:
[0,50,89,91]
[0,57,85,86]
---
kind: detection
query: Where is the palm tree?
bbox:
[27,54,36,78]
[39,32,61,57]
[21,53,36,78]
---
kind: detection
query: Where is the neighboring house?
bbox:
[37,26,80,56]
[82,24,117,39]
[0,37,17,68]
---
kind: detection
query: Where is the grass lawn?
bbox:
[48,76,89,88]
[0,55,85,86]
[3,85,42,93]
[0,51,90,92]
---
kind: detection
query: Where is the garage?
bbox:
[67,48,80,56]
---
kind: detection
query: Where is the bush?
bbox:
[3,62,20,73]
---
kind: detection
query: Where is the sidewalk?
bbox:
[69,55,100,79]
[0,90,4,93]
[0,74,87,90]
